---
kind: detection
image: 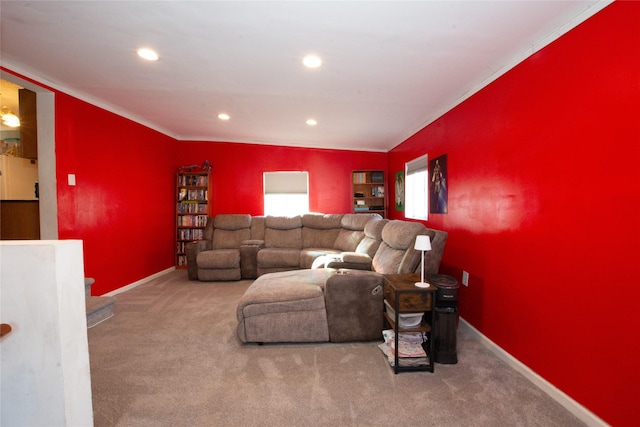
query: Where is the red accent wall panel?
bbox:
[388,3,639,426]
[175,141,387,216]
[54,93,178,295]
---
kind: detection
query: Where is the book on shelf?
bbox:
[178,173,209,187]
[353,172,367,184]
[177,202,208,214]
[372,186,385,197]
[177,228,204,241]
[370,171,384,183]
[177,214,208,227]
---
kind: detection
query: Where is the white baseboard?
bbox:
[460,318,609,427]
[103,267,175,297]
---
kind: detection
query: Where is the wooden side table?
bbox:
[383,273,436,373]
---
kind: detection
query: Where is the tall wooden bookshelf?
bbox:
[352,170,386,218]
[176,171,211,268]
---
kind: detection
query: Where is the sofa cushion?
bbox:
[372,220,427,274]
[212,228,251,249]
[210,214,252,249]
[214,214,252,230]
[264,216,303,248]
[265,215,302,230]
[355,218,388,257]
[381,220,425,249]
[258,248,301,268]
[302,214,343,248]
[333,214,381,251]
[196,249,240,269]
[333,229,364,252]
[238,269,331,318]
[236,269,332,342]
[301,213,343,229]
[300,248,341,269]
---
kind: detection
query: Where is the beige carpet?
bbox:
[88,270,584,427]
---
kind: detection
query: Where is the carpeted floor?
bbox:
[88,269,585,427]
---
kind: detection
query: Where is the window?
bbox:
[264,171,309,216]
[404,155,428,220]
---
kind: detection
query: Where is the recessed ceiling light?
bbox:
[137,48,159,61]
[302,55,322,69]
[218,113,230,121]
[306,119,317,126]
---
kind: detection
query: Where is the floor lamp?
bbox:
[414,235,432,288]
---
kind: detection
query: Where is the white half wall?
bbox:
[0,240,93,426]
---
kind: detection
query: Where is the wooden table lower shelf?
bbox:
[383,273,436,373]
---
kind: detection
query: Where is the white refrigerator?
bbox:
[0,154,39,200]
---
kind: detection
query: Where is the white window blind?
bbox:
[264,172,308,194]
[405,155,428,220]
[264,172,309,216]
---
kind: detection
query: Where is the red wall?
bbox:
[175,141,387,216]
[388,3,639,425]
[54,93,178,295]
[3,2,637,423]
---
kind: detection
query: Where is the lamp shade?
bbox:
[414,235,431,251]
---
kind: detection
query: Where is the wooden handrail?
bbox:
[0,323,12,338]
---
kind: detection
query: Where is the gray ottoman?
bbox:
[236,268,384,343]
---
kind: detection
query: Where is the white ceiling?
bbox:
[0,1,611,152]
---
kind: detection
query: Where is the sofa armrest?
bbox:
[341,252,371,264]
[326,252,372,271]
[240,240,265,279]
[324,270,384,342]
[186,240,212,280]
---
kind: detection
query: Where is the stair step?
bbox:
[85,277,95,298]
[86,295,115,328]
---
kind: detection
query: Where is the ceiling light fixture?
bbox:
[0,106,20,128]
[306,119,317,126]
[137,48,159,61]
[302,55,322,69]
[218,113,230,121]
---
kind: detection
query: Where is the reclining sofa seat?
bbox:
[193,214,252,281]
[256,215,304,276]
[299,213,344,269]
[321,217,388,270]
[372,220,429,274]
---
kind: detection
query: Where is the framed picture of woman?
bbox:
[429,154,448,214]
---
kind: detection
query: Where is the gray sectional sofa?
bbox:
[187,213,446,281]
[186,213,448,344]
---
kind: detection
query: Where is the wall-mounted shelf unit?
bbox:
[352,170,386,218]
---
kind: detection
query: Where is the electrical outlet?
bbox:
[462,271,469,286]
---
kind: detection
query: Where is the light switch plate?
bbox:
[68,174,76,186]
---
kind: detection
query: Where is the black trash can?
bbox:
[429,274,459,364]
